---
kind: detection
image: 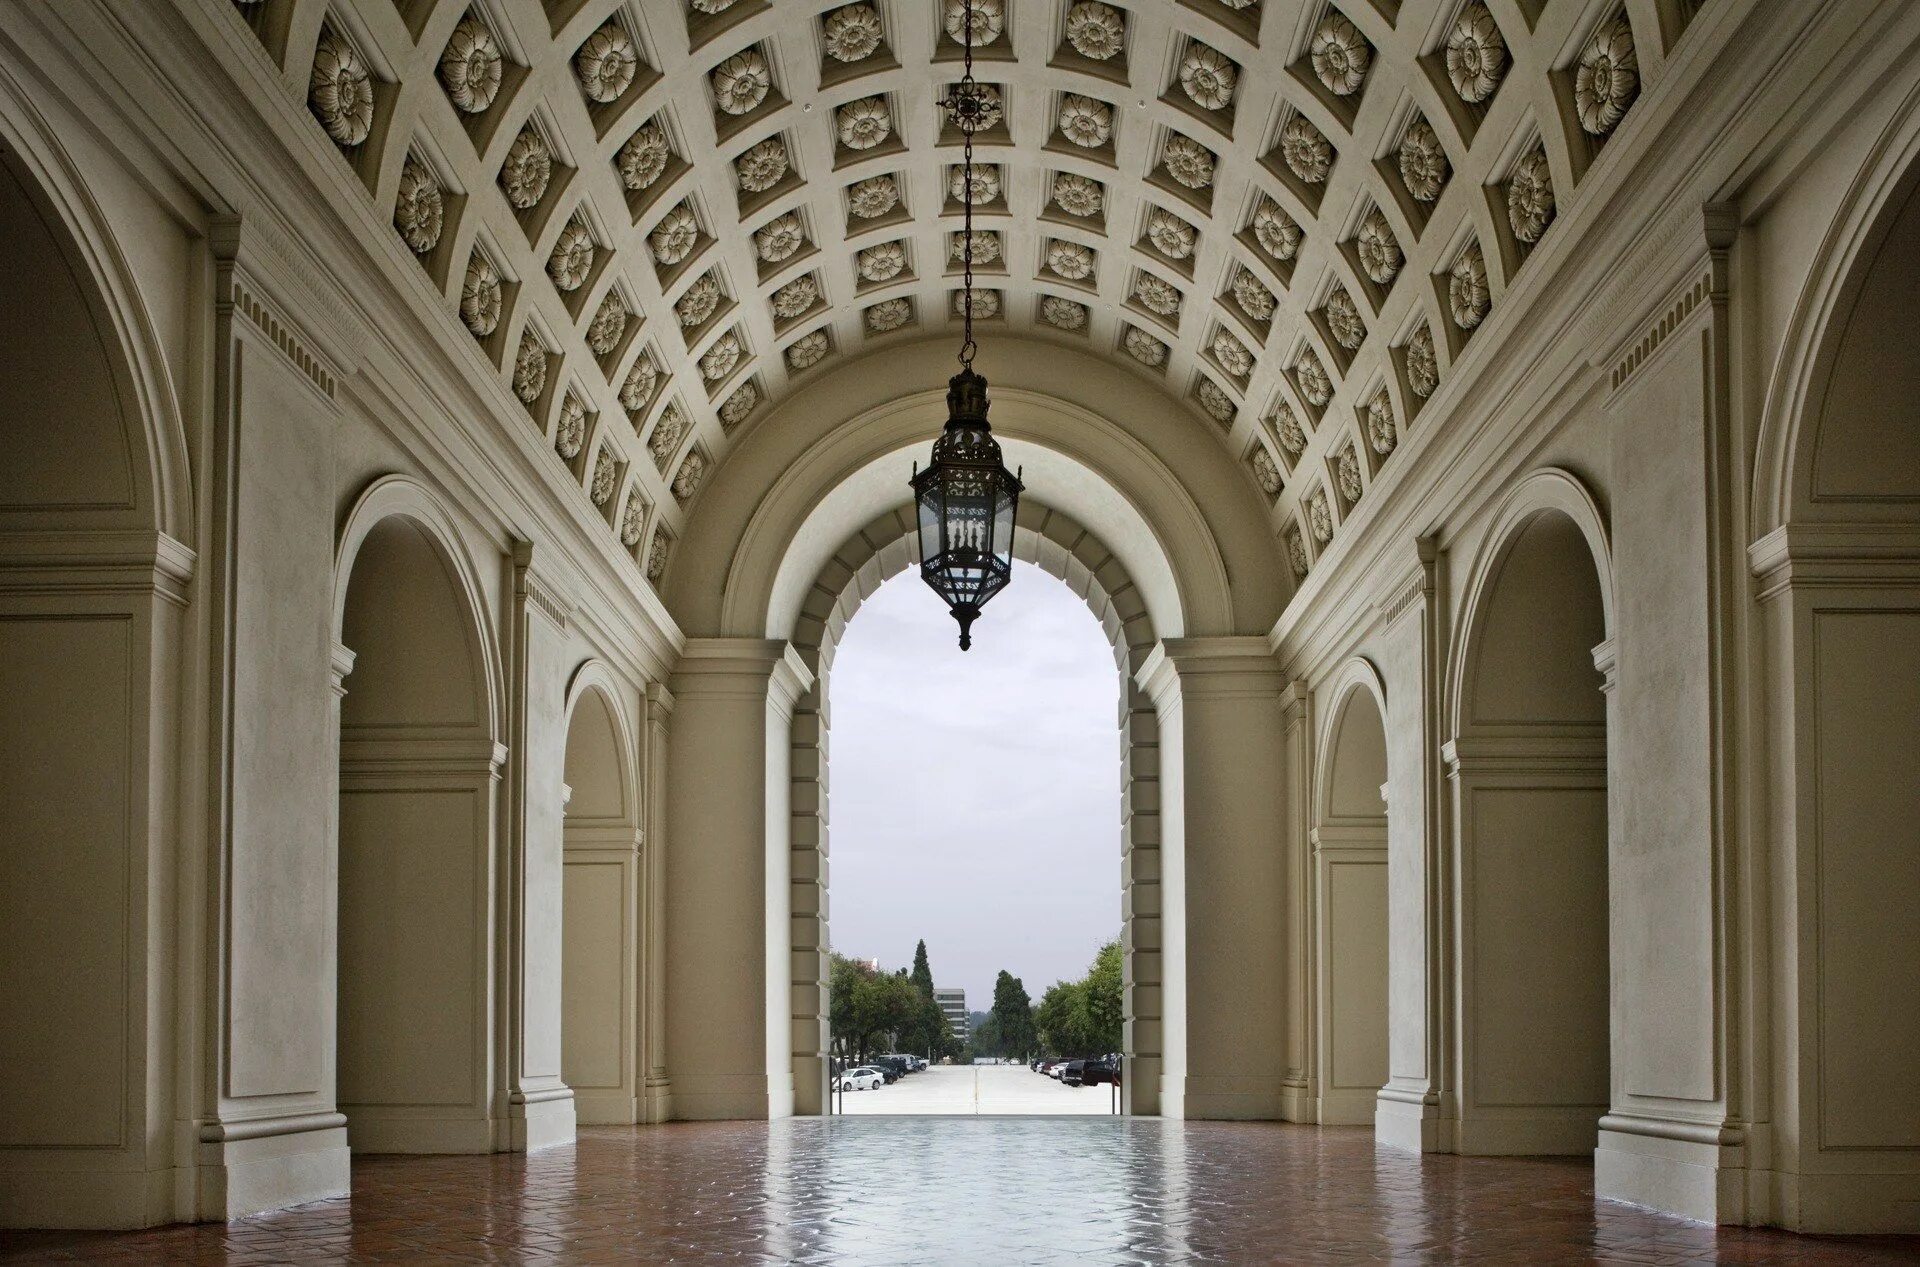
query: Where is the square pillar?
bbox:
[1137,637,1291,1120]
[665,639,812,1119]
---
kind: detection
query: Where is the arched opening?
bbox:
[783,504,1170,1117]
[335,514,499,1153]
[1751,140,1920,1230]
[824,560,1122,1113]
[0,143,185,1227]
[560,677,642,1125]
[1448,507,1610,1155]
[1312,668,1390,1125]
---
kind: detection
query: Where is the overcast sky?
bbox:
[829,561,1121,1010]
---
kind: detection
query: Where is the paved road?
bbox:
[835,1062,1118,1115]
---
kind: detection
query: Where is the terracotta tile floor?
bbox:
[6,1119,1919,1265]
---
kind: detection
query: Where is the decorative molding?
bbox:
[1608,270,1710,392]
[224,274,338,401]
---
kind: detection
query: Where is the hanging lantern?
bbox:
[911,370,1022,649]
[912,0,1023,650]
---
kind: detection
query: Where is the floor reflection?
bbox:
[4,1118,1917,1264]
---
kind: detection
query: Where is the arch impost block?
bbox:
[671,637,814,713]
[1136,636,1288,705]
[1441,730,1608,777]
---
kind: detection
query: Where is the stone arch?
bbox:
[559,661,645,1125]
[332,475,505,1154]
[332,474,503,742]
[0,66,191,541]
[1442,467,1612,1156]
[0,98,195,1229]
[1746,89,1920,1231]
[1309,659,1391,1126]
[1753,77,1920,537]
[780,498,1168,1116]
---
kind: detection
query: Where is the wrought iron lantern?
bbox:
[912,0,1024,650]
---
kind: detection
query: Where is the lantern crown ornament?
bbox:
[913,0,1023,650]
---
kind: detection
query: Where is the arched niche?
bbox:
[778,498,1171,1119]
[559,664,644,1126]
[333,481,503,1155]
[1311,660,1390,1126]
[1747,95,1920,1230]
[0,122,191,1230]
[1443,469,1612,1157]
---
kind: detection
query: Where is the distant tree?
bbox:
[990,970,1037,1060]
[1035,979,1088,1056]
[1081,939,1123,1055]
[910,940,935,999]
[971,1011,1003,1059]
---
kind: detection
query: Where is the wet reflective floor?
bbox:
[6,1118,1919,1264]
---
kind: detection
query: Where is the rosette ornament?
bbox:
[865,297,912,333]
[1397,116,1448,202]
[1356,209,1402,284]
[786,330,830,370]
[501,127,552,210]
[710,49,772,116]
[1507,148,1555,244]
[648,204,700,267]
[393,158,443,255]
[734,139,789,194]
[1124,327,1168,366]
[1064,2,1124,61]
[1196,378,1236,424]
[1448,243,1490,330]
[1404,325,1439,398]
[617,125,669,192]
[1446,4,1506,104]
[1058,95,1114,149]
[822,4,884,63]
[547,220,595,292]
[310,29,374,147]
[837,96,892,151]
[1163,135,1216,190]
[1310,13,1371,97]
[943,0,1005,46]
[1053,173,1104,218]
[439,18,502,114]
[1280,115,1332,184]
[1575,14,1638,136]
[1179,43,1238,110]
[848,175,900,219]
[574,23,638,104]
[461,251,502,337]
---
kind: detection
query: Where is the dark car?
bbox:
[873,1055,911,1080]
[1081,1056,1119,1086]
[1060,1059,1087,1086]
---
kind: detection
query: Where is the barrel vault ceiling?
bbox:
[225,0,1699,588]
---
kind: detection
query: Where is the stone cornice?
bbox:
[671,638,814,717]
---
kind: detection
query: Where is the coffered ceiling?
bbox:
[226,0,1700,586]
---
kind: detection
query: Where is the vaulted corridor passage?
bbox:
[6,1121,1913,1265]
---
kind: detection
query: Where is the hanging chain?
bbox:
[957,0,978,371]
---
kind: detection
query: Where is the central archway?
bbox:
[785,498,1167,1115]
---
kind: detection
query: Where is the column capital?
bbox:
[672,638,814,715]
[1136,636,1287,707]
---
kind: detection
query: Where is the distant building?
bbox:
[933,987,968,1044]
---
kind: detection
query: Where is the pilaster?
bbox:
[1278,681,1315,1122]
[640,683,675,1123]
[499,541,577,1151]
[665,639,812,1120]
[1136,637,1291,1120]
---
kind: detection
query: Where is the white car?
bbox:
[836,1067,883,1091]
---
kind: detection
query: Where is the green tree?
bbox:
[1081,939,1124,1055]
[990,970,1037,1060]
[910,939,935,999]
[1034,978,1085,1056]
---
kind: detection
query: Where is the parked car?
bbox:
[874,1055,911,1079]
[836,1067,883,1091]
[1060,1059,1088,1086]
[1081,1056,1120,1086]
[1044,1060,1067,1079]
